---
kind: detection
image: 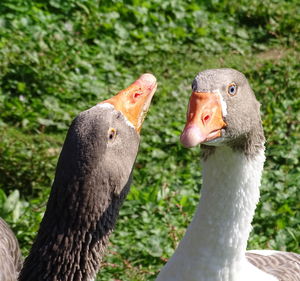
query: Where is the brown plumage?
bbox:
[246,251,300,281]
[0,218,22,281]
[0,74,157,281]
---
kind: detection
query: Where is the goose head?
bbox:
[180,68,265,155]
[53,73,157,197]
[18,73,157,281]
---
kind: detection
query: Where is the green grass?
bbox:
[0,0,299,280]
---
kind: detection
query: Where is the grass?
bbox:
[0,0,299,280]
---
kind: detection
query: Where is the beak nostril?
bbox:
[203,114,210,124]
[134,92,142,99]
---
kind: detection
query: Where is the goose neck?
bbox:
[156,146,266,281]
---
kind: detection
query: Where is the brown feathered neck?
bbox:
[19,106,140,281]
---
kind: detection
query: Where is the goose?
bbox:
[156,68,299,281]
[0,73,157,281]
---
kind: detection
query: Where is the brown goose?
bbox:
[156,68,299,281]
[0,73,157,281]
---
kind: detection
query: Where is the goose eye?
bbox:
[227,83,237,96]
[108,128,117,141]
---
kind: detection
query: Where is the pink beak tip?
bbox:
[180,125,207,148]
[137,73,157,87]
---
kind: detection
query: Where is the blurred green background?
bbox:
[0,0,299,280]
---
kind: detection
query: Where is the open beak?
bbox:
[180,92,227,148]
[100,73,157,133]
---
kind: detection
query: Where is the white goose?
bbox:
[156,68,300,281]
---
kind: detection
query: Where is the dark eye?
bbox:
[227,83,237,96]
[108,128,117,141]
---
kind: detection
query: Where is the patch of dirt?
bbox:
[257,48,288,61]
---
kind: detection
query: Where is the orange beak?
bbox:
[180,92,227,147]
[100,73,157,133]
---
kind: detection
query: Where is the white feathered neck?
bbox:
[156,146,277,281]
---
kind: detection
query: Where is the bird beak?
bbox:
[180,92,227,148]
[100,73,157,133]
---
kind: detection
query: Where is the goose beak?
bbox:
[100,73,157,133]
[180,92,227,148]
